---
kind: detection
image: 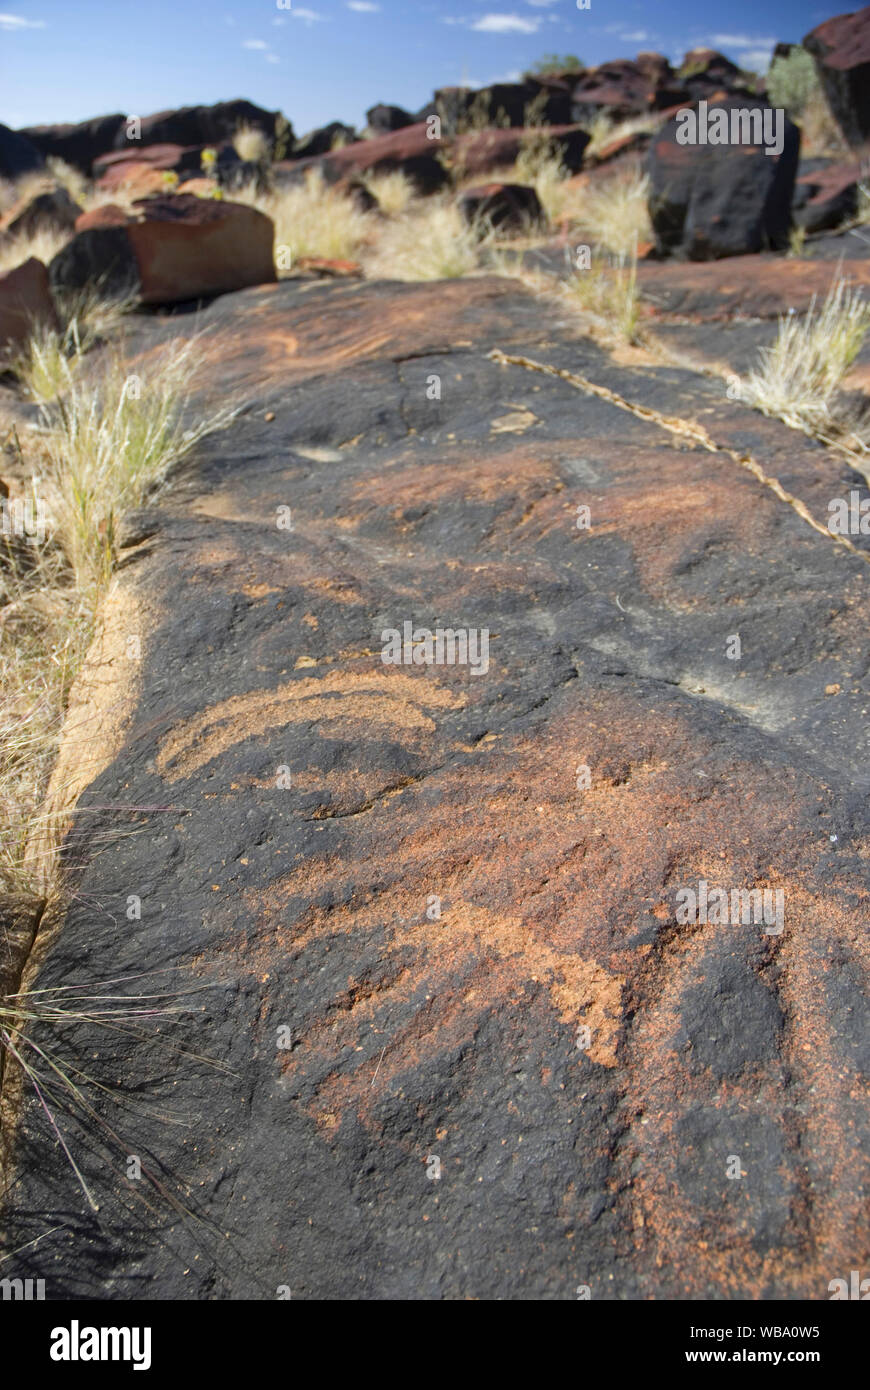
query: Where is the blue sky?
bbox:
[0,1,848,134]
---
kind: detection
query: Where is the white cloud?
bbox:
[348,1,380,9]
[243,38,269,49]
[739,48,775,71]
[710,33,777,49]
[471,14,541,34]
[292,6,326,19]
[620,30,651,42]
[525,0,560,7]
[266,53,281,63]
[0,12,46,29]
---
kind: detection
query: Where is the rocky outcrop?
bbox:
[17,113,127,174]
[0,122,44,181]
[803,5,870,146]
[456,125,590,178]
[647,98,800,259]
[434,81,572,131]
[2,273,867,1300]
[49,194,275,305]
[19,101,286,176]
[122,100,283,157]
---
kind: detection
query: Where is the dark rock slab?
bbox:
[366,104,416,135]
[435,82,572,132]
[456,125,590,179]
[804,5,870,146]
[793,159,860,232]
[292,123,357,160]
[278,122,449,196]
[1,276,867,1301]
[647,98,800,259]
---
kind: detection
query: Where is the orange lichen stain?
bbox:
[240,582,280,600]
[156,668,465,780]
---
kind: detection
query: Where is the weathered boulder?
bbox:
[93,143,205,186]
[49,194,275,305]
[793,158,860,231]
[457,181,546,234]
[635,52,676,87]
[803,5,870,146]
[676,49,752,102]
[647,98,800,259]
[0,184,81,240]
[0,258,58,357]
[292,123,357,160]
[569,60,663,123]
[366,103,416,134]
[278,123,449,195]
[0,122,44,181]
[456,125,590,178]
[74,204,129,233]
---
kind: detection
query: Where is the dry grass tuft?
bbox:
[577,166,652,259]
[560,248,642,344]
[45,157,89,205]
[511,136,570,222]
[0,971,225,1210]
[736,277,870,436]
[0,224,72,277]
[39,335,237,593]
[362,197,488,281]
[582,112,659,159]
[0,332,236,907]
[361,169,417,217]
[232,122,272,163]
[10,290,134,403]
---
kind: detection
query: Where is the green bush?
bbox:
[766,47,821,120]
[526,54,585,77]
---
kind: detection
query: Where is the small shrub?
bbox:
[766,47,820,121]
[525,54,585,77]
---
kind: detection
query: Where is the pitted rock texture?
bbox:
[1,276,867,1300]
